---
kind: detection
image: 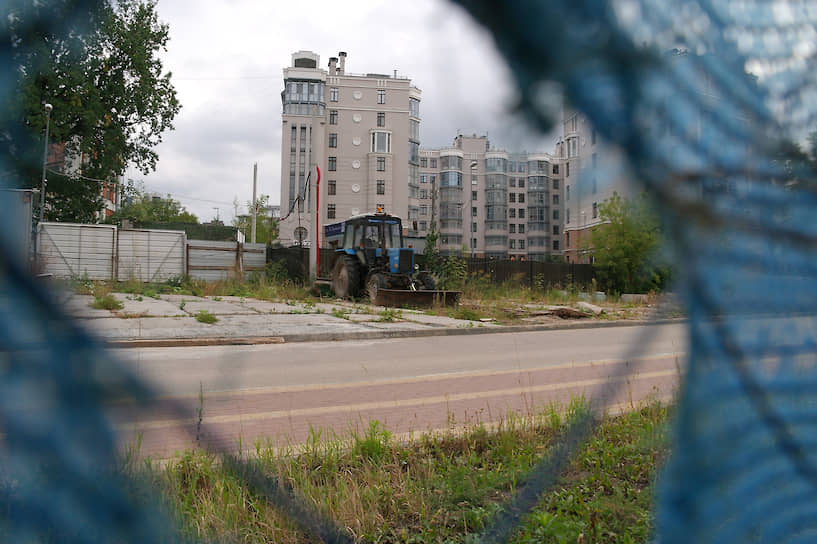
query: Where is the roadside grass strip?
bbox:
[124,399,670,543]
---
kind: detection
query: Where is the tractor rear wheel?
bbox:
[366,272,387,303]
[332,255,361,299]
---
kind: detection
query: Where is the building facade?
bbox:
[418,134,564,260]
[278,51,421,247]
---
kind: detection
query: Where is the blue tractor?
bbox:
[329,211,437,303]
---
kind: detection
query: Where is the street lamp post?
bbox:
[38,103,53,225]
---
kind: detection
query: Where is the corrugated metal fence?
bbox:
[187,240,265,282]
[37,223,265,282]
[38,223,117,280]
[117,229,186,282]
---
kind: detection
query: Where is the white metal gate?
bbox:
[117,229,186,282]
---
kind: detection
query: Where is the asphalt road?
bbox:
[111,323,687,459]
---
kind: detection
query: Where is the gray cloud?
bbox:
[143,0,563,223]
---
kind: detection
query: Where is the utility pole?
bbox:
[38,103,53,226]
[308,105,319,283]
[251,162,258,243]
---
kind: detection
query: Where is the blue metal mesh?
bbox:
[452,0,817,542]
[4,0,817,542]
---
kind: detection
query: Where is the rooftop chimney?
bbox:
[329,56,338,74]
[338,51,347,75]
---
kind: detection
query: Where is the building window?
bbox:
[329,110,338,125]
[420,205,427,216]
[371,132,391,153]
[509,178,516,187]
[328,157,337,171]
[509,224,516,234]
[472,222,477,232]
[518,178,525,188]
[327,204,336,219]
[566,232,570,246]
[519,224,525,233]
[592,177,598,194]
[430,158,437,168]
[519,193,525,203]
[377,89,386,104]
[471,190,477,201]
[472,206,477,217]
[519,208,525,219]
[553,240,560,251]
[509,193,516,203]
[377,179,385,195]
[328,180,336,195]
[420,157,427,167]
[553,179,559,190]
[509,208,516,218]
[471,238,477,248]
[377,112,385,127]
[566,208,570,224]
[553,225,560,235]
[420,174,427,183]
[330,87,338,102]
[553,209,559,220]
[593,202,598,218]
[566,185,570,200]
[553,164,559,174]
[377,157,386,171]
[328,133,337,148]
[552,194,559,205]
[430,175,436,184]
[420,189,428,199]
[509,239,516,249]
[420,221,427,230]
[471,176,478,185]
[566,162,570,177]
[520,239,525,249]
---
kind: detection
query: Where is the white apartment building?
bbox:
[278,51,421,247]
[419,134,564,260]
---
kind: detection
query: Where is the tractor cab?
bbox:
[338,212,414,275]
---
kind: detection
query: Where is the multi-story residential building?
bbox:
[559,108,639,263]
[278,50,421,247]
[418,134,564,260]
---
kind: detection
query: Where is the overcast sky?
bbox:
[138,0,559,223]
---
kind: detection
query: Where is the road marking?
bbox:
[117,369,678,431]
[111,352,685,403]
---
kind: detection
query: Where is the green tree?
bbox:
[233,194,279,244]
[584,191,667,293]
[107,180,197,225]
[4,0,180,222]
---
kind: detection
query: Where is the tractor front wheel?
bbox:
[417,272,436,290]
[332,255,362,299]
[366,272,387,304]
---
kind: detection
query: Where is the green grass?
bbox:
[90,294,124,311]
[194,310,218,324]
[376,308,403,322]
[125,400,669,544]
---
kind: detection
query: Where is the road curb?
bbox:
[106,318,686,348]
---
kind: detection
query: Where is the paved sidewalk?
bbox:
[64,292,678,347]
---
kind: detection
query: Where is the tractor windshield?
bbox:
[362,219,402,249]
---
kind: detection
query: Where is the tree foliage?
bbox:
[233,194,279,244]
[585,191,668,294]
[106,180,196,226]
[3,0,180,222]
